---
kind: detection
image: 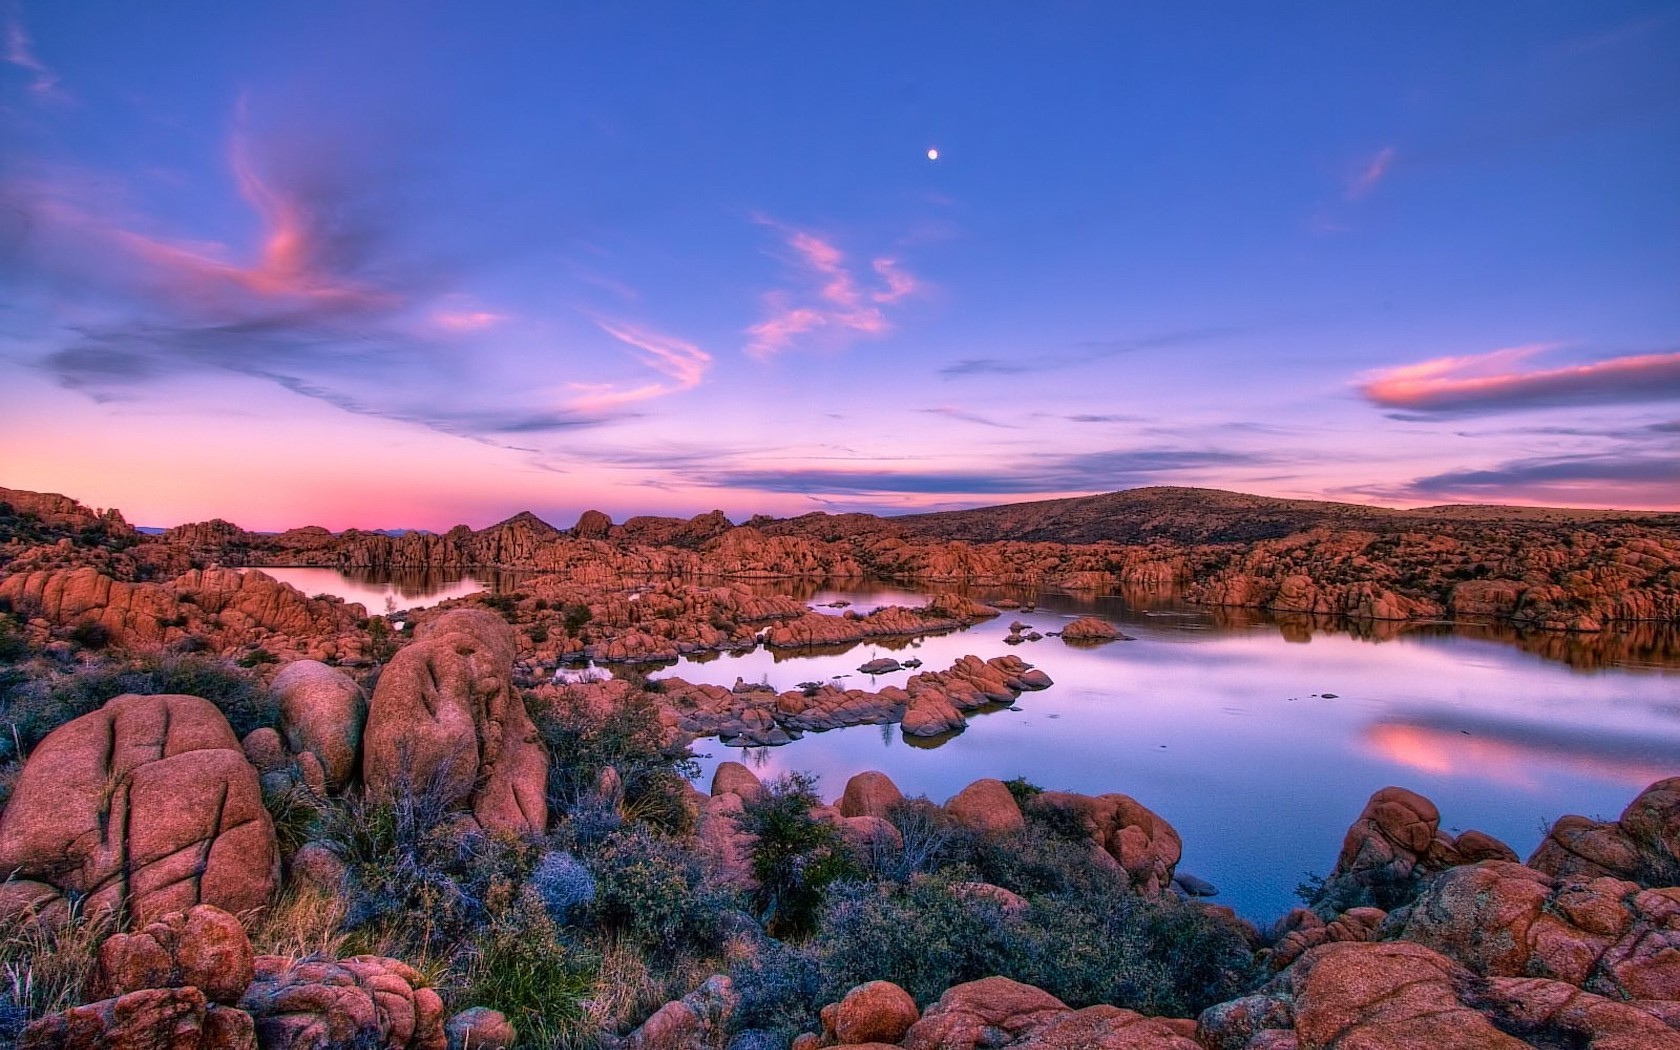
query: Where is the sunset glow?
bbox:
[2,4,1676,530]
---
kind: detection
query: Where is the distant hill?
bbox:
[766,486,1680,546]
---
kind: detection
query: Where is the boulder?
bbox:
[1061,616,1122,644]
[1030,791,1182,895]
[446,1007,516,1050]
[835,980,919,1045]
[1197,940,1680,1050]
[363,608,547,834]
[1389,860,1680,1001]
[1529,777,1680,887]
[272,660,367,794]
[0,693,279,924]
[901,976,1198,1050]
[241,955,447,1050]
[91,906,255,1006]
[1315,785,1513,912]
[839,771,905,819]
[711,761,766,802]
[620,975,737,1050]
[19,987,256,1050]
[944,779,1025,835]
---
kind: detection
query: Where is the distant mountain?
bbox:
[766,486,1679,546]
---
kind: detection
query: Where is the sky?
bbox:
[2,2,1677,531]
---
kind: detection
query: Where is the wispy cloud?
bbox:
[0,112,629,444]
[691,447,1263,497]
[916,406,1019,429]
[744,221,921,358]
[4,12,66,101]
[567,320,711,410]
[1388,452,1680,509]
[1345,146,1396,200]
[1360,345,1680,416]
[940,329,1232,379]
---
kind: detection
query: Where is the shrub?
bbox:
[587,826,734,952]
[1003,776,1043,805]
[237,647,279,668]
[530,849,596,925]
[67,621,111,650]
[968,822,1114,899]
[811,876,1012,1005]
[876,798,970,882]
[738,772,859,937]
[1003,890,1255,1017]
[531,688,697,835]
[0,616,26,663]
[462,882,597,1049]
[728,939,823,1046]
[0,650,274,744]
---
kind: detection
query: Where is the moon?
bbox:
[926,148,939,161]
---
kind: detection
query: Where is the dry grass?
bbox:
[0,905,114,1032]
[585,934,720,1036]
[244,884,348,962]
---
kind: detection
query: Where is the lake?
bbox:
[281,568,1680,921]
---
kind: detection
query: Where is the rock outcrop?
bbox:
[363,608,548,834]
[1028,791,1183,896]
[241,955,448,1050]
[0,693,279,924]
[272,660,367,794]
[1528,777,1680,887]
[1312,785,1516,912]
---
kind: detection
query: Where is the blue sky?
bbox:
[2,2,1677,529]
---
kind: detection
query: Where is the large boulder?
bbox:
[91,906,255,1006]
[1314,785,1514,912]
[1529,777,1680,887]
[839,771,905,820]
[619,975,738,1050]
[0,693,279,924]
[240,955,447,1050]
[1061,616,1122,644]
[1029,791,1183,895]
[710,760,765,802]
[272,660,366,794]
[1389,861,1680,1001]
[834,980,919,1045]
[1197,940,1680,1049]
[944,779,1025,835]
[901,976,1198,1050]
[363,608,547,834]
[19,987,256,1050]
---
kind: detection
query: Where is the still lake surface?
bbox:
[273,568,1680,921]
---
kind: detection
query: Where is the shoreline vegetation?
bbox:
[2,482,1679,1048]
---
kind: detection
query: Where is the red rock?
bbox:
[710,761,765,801]
[834,980,919,1045]
[839,771,905,819]
[364,608,547,834]
[0,693,279,925]
[241,954,446,1050]
[1529,777,1680,886]
[272,660,366,794]
[20,987,255,1050]
[1061,616,1121,643]
[944,779,1025,834]
[1029,791,1182,895]
[445,1007,515,1050]
[91,905,254,1005]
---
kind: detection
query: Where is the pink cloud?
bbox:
[1346,146,1396,200]
[432,310,508,332]
[1360,344,1680,414]
[567,320,711,410]
[745,222,922,358]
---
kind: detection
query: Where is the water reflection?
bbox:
[248,566,489,613]
[1366,716,1680,789]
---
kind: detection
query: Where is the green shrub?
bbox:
[67,621,112,650]
[462,883,597,1049]
[531,688,697,835]
[739,772,859,937]
[236,647,279,668]
[586,826,734,952]
[812,876,1012,1005]
[967,822,1114,898]
[1003,776,1043,805]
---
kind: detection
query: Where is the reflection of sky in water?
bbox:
[675,584,1680,922]
[274,570,1680,922]
[246,567,489,614]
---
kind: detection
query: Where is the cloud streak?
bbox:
[1361,345,1680,416]
[692,447,1263,497]
[567,320,711,410]
[744,222,920,358]
[940,329,1233,379]
[4,12,65,101]
[1346,146,1396,200]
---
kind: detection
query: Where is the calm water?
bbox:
[280,569,1680,921]
[248,567,491,614]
